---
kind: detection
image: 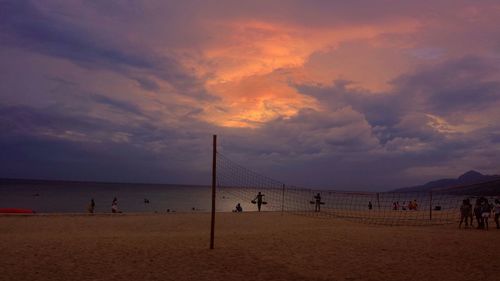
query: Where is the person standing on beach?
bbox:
[481,199,491,230]
[253,192,265,212]
[368,201,373,210]
[474,199,483,229]
[314,193,322,212]
[111,197,118,213]
[494,199,500,229]
[88,198,95,214]
[459,199,472,229]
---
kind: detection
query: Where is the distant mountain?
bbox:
[393,170,500,195]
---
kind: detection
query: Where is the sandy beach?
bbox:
[0,212,498,281]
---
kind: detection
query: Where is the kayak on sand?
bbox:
[0,208,35,214]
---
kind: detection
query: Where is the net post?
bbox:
[210,134,217,249]
[281,184,285,215]
[429,191,433,221]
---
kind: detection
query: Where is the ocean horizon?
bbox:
[0,178,475,216]
[0,178,214,213]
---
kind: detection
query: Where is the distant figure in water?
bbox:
[314,193,322,212]
[253,192,265,212]
[235,203,243,212]
[144,198,150,204]
[368,201,373,210]
[88,198,95,214]
[459,199,473,229]
[111,197,120,213]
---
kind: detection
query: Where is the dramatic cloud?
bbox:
[1,0,500,190]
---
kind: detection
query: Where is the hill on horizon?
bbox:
[393,170,500,195]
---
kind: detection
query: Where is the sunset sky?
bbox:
[1,0,500,190]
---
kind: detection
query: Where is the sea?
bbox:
[0,179,217,213]
[0,179,483,214]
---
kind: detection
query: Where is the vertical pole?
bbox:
[376,193,380,210]
[210,135,217,249]
[281,184,285,215]
[429,191,433,221]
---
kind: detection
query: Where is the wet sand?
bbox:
[0,212,498,281]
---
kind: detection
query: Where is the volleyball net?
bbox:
[216,151,498,226]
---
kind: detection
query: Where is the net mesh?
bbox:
[216,151,499,226]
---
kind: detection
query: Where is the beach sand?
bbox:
[0,212,498,281]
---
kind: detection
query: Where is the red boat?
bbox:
[0,208,35,214]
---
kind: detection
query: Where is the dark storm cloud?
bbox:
[0,0,209,98]
[0,103,98,135]
[394,56,500,114]
[0,135,184,183]
[133,77,160,92]
[297,56,500,140]
[90,95,146,117]
[192,54,500,190]
[0,103,213,183]
[296,81,407,129]
[0,1,151,67]
[1,0,500,190]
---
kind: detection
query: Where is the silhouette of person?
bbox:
[481,199,491,230]
[368,201,373,210]
[459,199,473,229]
[254,192,265,212]
[88,198,95,214]
[494,199,500,229]
[235,203,243,212]
[474,198,483,229]
[313,193,322,212]
[112,197,118,213]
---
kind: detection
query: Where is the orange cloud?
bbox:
[187,19,421,127]
[202,71,317,127]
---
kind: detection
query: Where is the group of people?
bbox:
[459,197,500,230]
[87,197,122,213]
[234,192,266,212]
[392,200,418,211]
[237,192,325,212]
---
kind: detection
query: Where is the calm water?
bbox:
[0,181,219,213]
[0,180,476,214]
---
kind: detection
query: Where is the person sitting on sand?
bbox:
[253,192,265,212]
[111,197,119,213]
[459,199,473,229]
[88,198,95,214]
[313,193,322,212]
[235,203,243,212]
